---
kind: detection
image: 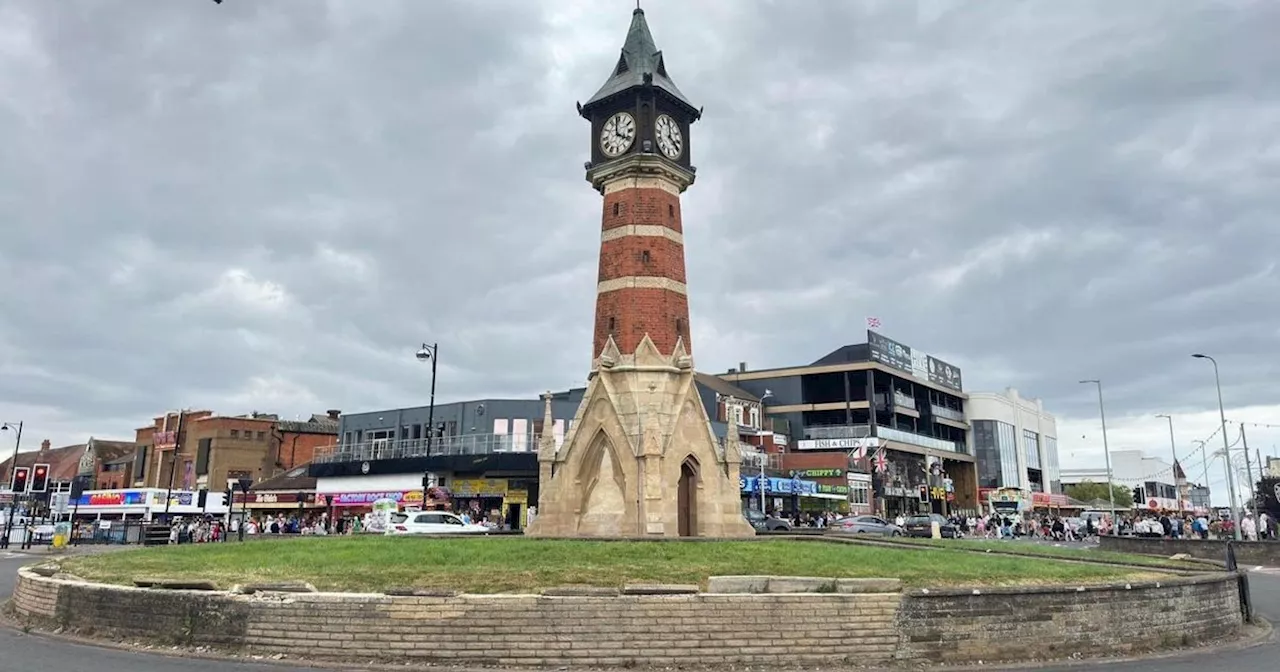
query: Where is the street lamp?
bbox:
[416,343,439,460]
[1079,380,1118,535]
[1192,353,1241,540]
[0,421,23,550]
[1155,414,1181,514]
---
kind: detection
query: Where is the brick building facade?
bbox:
[134,410,338,493]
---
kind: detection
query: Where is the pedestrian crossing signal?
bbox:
[10,466,29,493]
[30,464,50,493]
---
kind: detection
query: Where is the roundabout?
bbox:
[2,537,1257,669]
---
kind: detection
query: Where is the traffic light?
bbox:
[10,466,29,493]
[197,489,208,509]
[29,464,49,493]
[1132,487,1143,504]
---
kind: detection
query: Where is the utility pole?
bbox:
[163,410,187,518]
[1241,423,1255,513]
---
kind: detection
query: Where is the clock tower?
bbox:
[527,7,753,539]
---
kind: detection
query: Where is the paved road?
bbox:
[0,550,1273,671]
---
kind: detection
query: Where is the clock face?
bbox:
[599,112,636,158]
[655,114,683,159]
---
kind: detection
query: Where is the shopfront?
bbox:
[68,488,230,520]
[448,477,534,531]
[739,475,838,516]
[232,491,326,518]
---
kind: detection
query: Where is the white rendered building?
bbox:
[966,387,1061,495]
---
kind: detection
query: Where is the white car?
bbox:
[387,511,489,535]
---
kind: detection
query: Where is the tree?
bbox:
[1064,481,1131,506]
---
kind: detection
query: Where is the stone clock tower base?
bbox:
[526,335,754,538]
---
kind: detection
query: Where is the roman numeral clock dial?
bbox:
[599,112,636,157]
[655,114,683,159]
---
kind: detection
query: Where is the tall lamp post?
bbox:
[1192,353,1241,541]
[1079,380,1118,534]
[1155,414,1181,514]
[416,343,439,504]
[415,343,439,455]
[1,422,23,550]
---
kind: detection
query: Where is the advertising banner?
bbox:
[789,468,844,479]
[738,476,818,496]
[330,490,426,507]
[867,330,912,373]
[927,355,963,391]
[795,437,880,451]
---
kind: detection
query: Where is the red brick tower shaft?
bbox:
[594,177,690,358]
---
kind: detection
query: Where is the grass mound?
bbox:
[57,536,1172,594]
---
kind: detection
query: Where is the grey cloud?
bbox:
[0,0,1277,465]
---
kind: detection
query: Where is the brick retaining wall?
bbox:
[9,569,1244,667]
[1100,534,1280,566]
[897,574,1243,664]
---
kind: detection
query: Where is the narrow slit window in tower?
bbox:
[676,317,685,337]
[641,250,650,264]
[613,203,620,217]
[608,317,616,334]
[668,204,674,218]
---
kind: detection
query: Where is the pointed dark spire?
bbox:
[582,7,695,114]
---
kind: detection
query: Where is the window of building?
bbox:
[256,431,265,441]
[748,406,760,429]
[1023,429,1042,470]
[641,250,650,264]
[849,481,871,506]
[668,204,674,218]
[613,203,620,217]
[675,317,685,337]
[728,404,745,426]
[996,421,1020,488]
[608,316,615,333]
[230,429,239,439]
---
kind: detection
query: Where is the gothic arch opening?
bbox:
[576,428,627,536]
[678,455,700,537]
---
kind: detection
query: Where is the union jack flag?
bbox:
[866,316,881,329]
[873,448,888,474]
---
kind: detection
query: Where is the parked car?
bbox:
[831,515,903,537]
[388,511,489,535]
[902,514,960,539]
[743,508,791,532]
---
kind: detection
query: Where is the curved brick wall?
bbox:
[10,569,1243,666]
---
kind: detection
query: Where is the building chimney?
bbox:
[739,361,748,372]
[40,439,50,453]
[327,409,341,420]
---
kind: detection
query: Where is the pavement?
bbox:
[0,547,1274,671]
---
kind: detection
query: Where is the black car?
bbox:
[902,514,960,539]
[743,508,791,532]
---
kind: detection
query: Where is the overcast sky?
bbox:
[1,0,1277,503]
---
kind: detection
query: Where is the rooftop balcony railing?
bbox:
[803,424,873,440]
[875,426,968,455]
[930,405,966,422]
[312,433,535,464]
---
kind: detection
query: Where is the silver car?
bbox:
[832,515,903,536]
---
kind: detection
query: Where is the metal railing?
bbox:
[804,424,873,440]
[876,426,968,455]
[313,433,538,464]
[931,405,965,422]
